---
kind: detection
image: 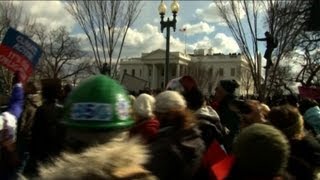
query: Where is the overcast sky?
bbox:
[14,1,272,59]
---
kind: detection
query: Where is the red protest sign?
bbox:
[298,86,320,100]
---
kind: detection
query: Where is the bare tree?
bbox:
[187,60,220,94]
[264,0,308,97]
[66,0,142,78]
[295,47,320,86]
[0,1,37,93]
[240,69,254,98]
[215,0,265,99]
[215,0,310,100]
[32,26,90,80]
[266,64,296,97]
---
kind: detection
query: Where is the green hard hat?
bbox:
[62,75,134,131]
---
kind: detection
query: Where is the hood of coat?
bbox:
[26,94,41,107]
[38,137,156,180]
[195,105,220,123]
[304,106,320,119]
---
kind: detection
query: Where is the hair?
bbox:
[299,98,319,115]
[268,105,304,140]
[182,88,204,111]
[219,79,240,94]
[41,80,62,102]
[155,109,196,130]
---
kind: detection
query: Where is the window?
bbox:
[231,68,235,76]
[149,69,152,76]
[219,68,224,76]
[161,69,164,76]
[124,69,127,74]
[132,69,135,76]
[140,69,142,77]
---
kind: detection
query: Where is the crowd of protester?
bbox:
[0,72,320,180]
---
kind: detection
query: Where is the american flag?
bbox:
[179,27,186,32]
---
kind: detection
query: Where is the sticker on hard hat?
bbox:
[71,103,113,121]
[116,95,130,120]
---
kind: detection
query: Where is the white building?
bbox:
[119,49,256,95]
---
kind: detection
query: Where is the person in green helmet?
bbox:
[32,75,156,180]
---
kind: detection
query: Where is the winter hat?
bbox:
[154,91,186,113]
[219,80,239,94]
[233,123,290,176]
[62,75,134,131]
[268,105,304,139]
[133,93,155,118]
[166,75,198,93]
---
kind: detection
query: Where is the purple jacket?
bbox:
[7,83,24,119]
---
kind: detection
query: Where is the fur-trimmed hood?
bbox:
[37,137,157,180]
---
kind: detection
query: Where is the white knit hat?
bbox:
[133,93,155,118]
[155,91,187,113]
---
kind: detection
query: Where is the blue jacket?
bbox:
[304,106,320,135]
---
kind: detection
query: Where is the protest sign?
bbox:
[121,73,148,93]
[0,27,42,82]
[298,86,320,100]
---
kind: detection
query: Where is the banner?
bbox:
[121,73,148,93]
[298,86,320,100]
[0,27,42,82]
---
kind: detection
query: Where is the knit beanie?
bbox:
[268,105,304,139]
[154,91,186,113]
[133,93,155,118]
[233,123,290,176]
[219,80,239,94]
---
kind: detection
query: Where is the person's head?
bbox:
[154,90,195,129]
[166,75,204,111]
[232,123,290,178]
[63,84,73,96]
[268,105,304,140]
[214,79,239,102]
[298,98,319,115]
[260,103,271,119]
[265,31,270,37]
[41,79,62,102]
[24,81,38,95]
[61,75,134,152]
[133,93,155,122]
[230,100,266,129]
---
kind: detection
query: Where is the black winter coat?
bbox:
[146,126,205,180]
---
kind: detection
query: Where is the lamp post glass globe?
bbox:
[171,0,179,13]
[158,1,167,15]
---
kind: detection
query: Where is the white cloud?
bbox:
[195,2,246,26]
[189,33,240,54]
[124,24,187,57]
[181,22,215,36]
[15,1,76,31]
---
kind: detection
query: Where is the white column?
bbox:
[176,64,180,77]
[152,64,157,89]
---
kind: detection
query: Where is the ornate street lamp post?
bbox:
[158,0,180,87]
